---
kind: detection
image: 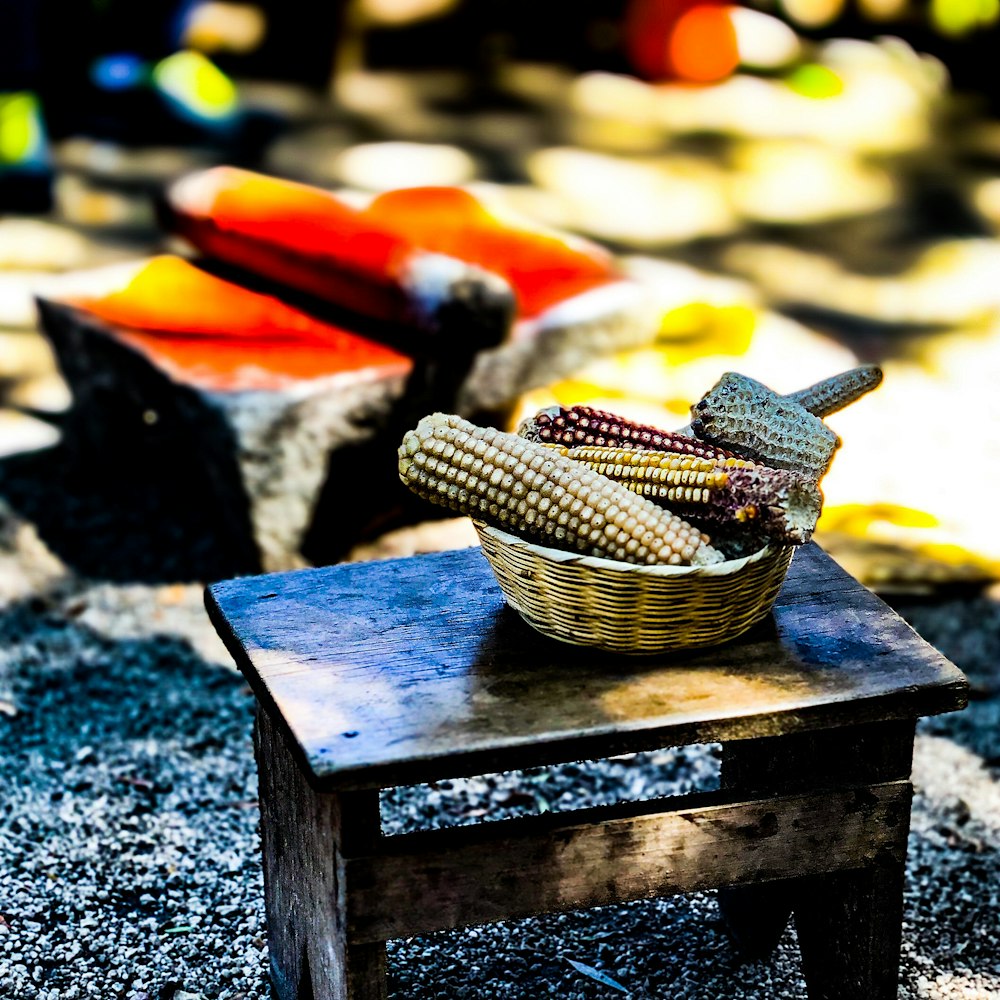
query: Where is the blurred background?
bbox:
[3,0,1000,590]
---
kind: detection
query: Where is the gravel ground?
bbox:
[0,503,998,1000]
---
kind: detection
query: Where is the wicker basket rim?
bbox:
[474,522,789,579]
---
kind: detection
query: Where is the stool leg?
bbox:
[718,884,794,960]
[339,791,388,1000]
[716,741,793,959]
[255,708,387,1000]
[794,863,906,1000]
[717,722,915,965]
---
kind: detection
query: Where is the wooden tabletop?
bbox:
[206,543,967,790]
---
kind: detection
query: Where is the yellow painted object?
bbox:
[0,92,47,167]
[785,64,844,99]
[152,50,239,124]
[930,0,999,37]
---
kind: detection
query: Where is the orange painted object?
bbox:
[624,0,739,83]
[364,187,617,317]
[69,256,412,392]
[167,167,620,321]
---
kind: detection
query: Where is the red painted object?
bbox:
[165,167,621,325]
[364,186,617,317]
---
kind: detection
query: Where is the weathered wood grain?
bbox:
[207,543,967,790]
[718,737,794,960]
[720,720,916,796]
[716,721,915,961]
[786,720,913,999]
[794,865,907,1000]
[256,708,385,1000]
[344,780,911,943]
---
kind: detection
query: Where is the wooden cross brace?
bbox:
[257,710,916,1000]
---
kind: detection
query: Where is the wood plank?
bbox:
[716,720,915,960]
[720,720,916,794]
[206,543,967,789]
[717,735,795,960]
[343,780,912,943]
[256,708,386,1000]
[795,865,908,1000]
[785,722,913,1000]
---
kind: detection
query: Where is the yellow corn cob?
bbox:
[785,365,883,418]
[690,372,840,479]
[398,413,723,566]
[550,444,822,544]
[548,446,730,493]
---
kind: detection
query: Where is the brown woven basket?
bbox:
[474,522,794,655]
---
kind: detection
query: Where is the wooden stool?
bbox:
[206,542,967,1000]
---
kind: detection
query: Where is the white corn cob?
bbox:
[399,413,723,566]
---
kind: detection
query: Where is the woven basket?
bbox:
[474,522,794,655]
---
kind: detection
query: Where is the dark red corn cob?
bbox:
[518,404,738,460]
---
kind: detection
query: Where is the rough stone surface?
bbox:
[212,374,410,572]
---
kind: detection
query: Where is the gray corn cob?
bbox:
[689,372,840,478]
[785,364,883,417]
[676,364,884,436]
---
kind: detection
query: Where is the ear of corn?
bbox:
[549,444,821,544]
[690,372,840,479]
[785,365,883,417]
[519,404,737,460]
[399,413,723,566]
